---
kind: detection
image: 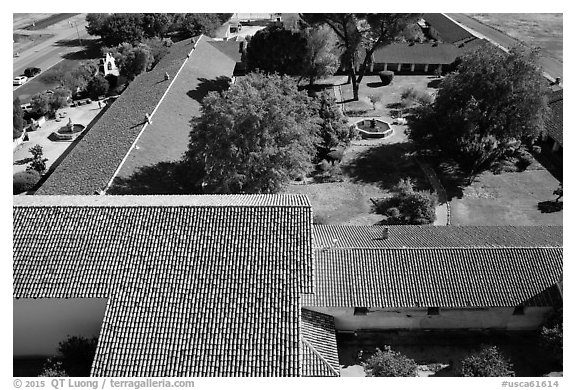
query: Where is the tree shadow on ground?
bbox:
[60,38,101,61]
[342,142,431,191]
[14,157,32,165]
[367,82,384,88]
[107,160,202,195]
[427,79,443,88]
[187,76,231,104]
[537,201,563,213]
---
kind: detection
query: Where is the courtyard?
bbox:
[338,330,560,377]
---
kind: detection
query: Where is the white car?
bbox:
[13,76,28,86]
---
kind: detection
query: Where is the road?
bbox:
[446,13,563,81]
[13,14,89,78]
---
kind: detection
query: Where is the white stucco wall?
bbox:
[14,298,108,357]
[306,306,554,331]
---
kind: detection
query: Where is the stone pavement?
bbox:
[13,101,105,175]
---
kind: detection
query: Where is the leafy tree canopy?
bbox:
[461,346,515,377]
[246,25,308,76]
[364,346,418,377]
[408,46,550,179]
[185,72,320,194]
[13,98,24,139]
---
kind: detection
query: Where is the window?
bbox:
[513,305,525,315]
[427,307,440,315]
[354,307,369,316]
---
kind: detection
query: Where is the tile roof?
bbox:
[314,225,563,249]
[373,42,462,65]
[546,89,563,145]
[14,195,313,376]
[302,247,562,308]
[301,309,339,377]
[36,39,196,195]
[423,13,475,44]
[111,36,238,192]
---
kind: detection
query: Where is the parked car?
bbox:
[13,76,28,86]
[24,67,41,77]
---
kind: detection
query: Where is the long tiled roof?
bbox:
[110,36,239,193]
[301,309,339,377]
[373,42,462,65]
[314,225,563,249]
[36,39,197,195]
[302,247,562,308]
[423,13,475,43]
[546,89,563,145]
[14,195,313,376]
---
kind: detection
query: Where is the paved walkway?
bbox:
[13,101,105,175]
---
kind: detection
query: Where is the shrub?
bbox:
[460,346,515,377]
[531,145,542,154]
[57,336,99,377]
[364,346,418,377]
[317,159,331,172]
[13,170,41,194]
[540,309,562,368]
[38,359,68,377]
[314,164,343,183]
[378,70,394,86]
[515,148,534,171]
[373,178,437,225]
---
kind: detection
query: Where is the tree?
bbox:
[301,13,420,100]
[408,46,550,181]
[313,90,352,161]
[461,346,515,377]
[27,144,48,174]
[363,346,418,377]
[185,73,320,194]
[86,13,145,46]
[86,74,109,99]
[13,98,25,139]
[302,25,340,86]
[174,13,226,38]
[540,309,562,368]
[108,43,154,80]
[373,178,437,225]
[368,94,381,110]
[246,26,308,76]
[13,170,41,194]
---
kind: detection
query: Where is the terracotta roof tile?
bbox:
[301,309,339,377]
[36,39,196,195]
[303,247,562,308]
[314,225,562,249]
[546,89,563,145]
[13,195,313,376]
[423,13,475,44]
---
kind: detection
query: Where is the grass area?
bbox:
[284,129,432,224]
[338,330,560,377]
[447,169,562,226]
[467,14,563,61]
[340,75,438,117]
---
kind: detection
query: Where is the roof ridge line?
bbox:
[102,34,204,194]
[301,338,339,376]
[313,246,562,250]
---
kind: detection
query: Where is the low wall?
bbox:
[307,306,554,331]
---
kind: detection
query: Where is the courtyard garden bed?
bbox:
[338,330,560,377]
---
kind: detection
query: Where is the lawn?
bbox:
[284,130,432,225]
[338,330,560,377]
[339,75,439,118]
[448,168,563,226]
[467,14,563,62]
